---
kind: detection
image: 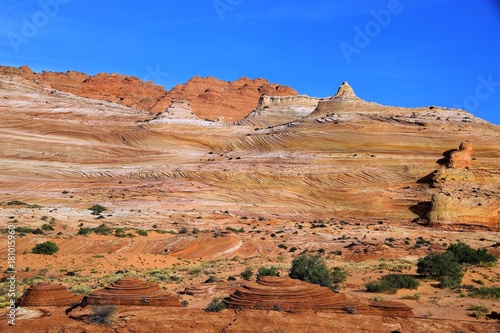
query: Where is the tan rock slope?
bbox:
[0,68,498,231]
[16,283,82,307]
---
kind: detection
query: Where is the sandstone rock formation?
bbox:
[425,141,500,227]
[0,65,297,122]
[16,283,82,307]
[447,141,473,169]
[225,276,413,317]
[81,277,180,307]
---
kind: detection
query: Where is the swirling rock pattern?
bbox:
[16,283,82,307]
[84,277,181,307]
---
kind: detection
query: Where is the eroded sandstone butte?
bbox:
[79,277,181,307]
[225,276,413,317]
[16,283,82,307]
[0,65,297,121]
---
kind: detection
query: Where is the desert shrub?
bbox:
[417,252,463,287]
[77,227,92,235]
[15,226,35,234]
[257,266,280,280]
[289,255,333,288]
[137,229,148,237]
[204,276,217,283]
[87,305,116,325]
[178,227,189,234]
[88,204,107,215]
[240,267,253,281]
[446,243,497,265]
[42,224,54,231]
[32,228,43,235]
[401,293,422,301]
[181,300,189,307]
[468,286,500,300]
[366,274,419,294]
[226,226,245,233]
[469,304,490,318]
[32,241,59,255]
[7,200,27,206]
[93,224,112,236]
[331,267,347,284]
[205,298,227,312]
[227,275,236,281]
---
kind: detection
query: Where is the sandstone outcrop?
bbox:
[16,283,82,307]
[447,141,473,169]
[80,277,181,307]
[225,276,413,317]
[0,65,297,122]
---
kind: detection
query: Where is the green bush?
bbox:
[205,298,227,312]
[240,267,253,281]
[93,224,112,236]
[88,204,107,215]
[41,224,54,231]
[78,227,92,235]
[257,266,280,280]
[32,241,59,255]
[366,274,420,294]
[137,229,148,237]
[468,286,500,300]
[331,267,347,284]
[417,252,463,287]
[289,255,333,288]
[446,243,497,265]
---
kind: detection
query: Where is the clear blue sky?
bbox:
[1,0,499,124]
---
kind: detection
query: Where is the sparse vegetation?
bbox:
[87,305,116,325]
[366,274,419,294]
[468,286,500,300]
[32,241,59,255]
[205,298,227,312]
[240,267,253,281]
[257,266,280,280]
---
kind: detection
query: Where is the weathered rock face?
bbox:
[448,141,473,169]
[83,277,181,306]
[16,283,82,307]
[168,76,298,121]
[0,65,297,122]
[425,141,500,227]
[225,276,413,317]
[239,95,319,127]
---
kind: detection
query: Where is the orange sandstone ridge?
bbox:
[0,65,297,121]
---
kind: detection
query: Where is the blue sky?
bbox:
[1,0,499,124]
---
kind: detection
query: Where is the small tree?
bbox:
[32,241,59,255]
[88,204,107,215]
[289,255,333,288]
